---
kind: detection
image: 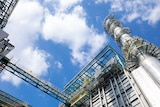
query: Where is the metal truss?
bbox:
[64,45,125,96]
[0,0,19,28]
[0,56,70,105]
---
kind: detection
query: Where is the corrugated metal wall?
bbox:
[89,69,148,107]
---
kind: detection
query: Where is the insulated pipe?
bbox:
[131,66,160,107]
[104,16,160,86]
[139,54,160,87]
[104,15,160,106]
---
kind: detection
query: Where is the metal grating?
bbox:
[0,56,70,104]
[64,45,125,96]
[0,0,19,28]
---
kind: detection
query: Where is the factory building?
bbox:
[0,0,160,106]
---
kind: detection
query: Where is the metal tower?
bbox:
[0,0,19,29]
[104,15,160,107]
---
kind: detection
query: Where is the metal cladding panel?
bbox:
[89,68,148,107]
[131,66,160,107]
[0,28,8,40]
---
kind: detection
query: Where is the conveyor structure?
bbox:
[0,29,70,106]
[0,0,71,105]
[1,56,70,104]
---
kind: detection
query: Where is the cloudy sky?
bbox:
[0,0,160,106]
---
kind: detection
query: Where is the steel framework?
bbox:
[0,56,70,104]
[0,0,19,29]
[64,45,124,96]
[62,45,125,106]
[60,44,149,107]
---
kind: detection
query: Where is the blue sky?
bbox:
[0,0,160,106]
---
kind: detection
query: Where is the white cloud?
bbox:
[1,71,22,87]
[0,47,50,86]
[1,0,50,86]
[45,0,83,12]
[59,0,82,10]
[55,61,63,69]
[1,0,108,86]
[145,5,160,25]
[5,0,43,49]
[110,0,123,12]
[42,5,107,66]
[95,0,108,4]
[20,47,50,77]
[95,0,160,25]
[127,12,140,22]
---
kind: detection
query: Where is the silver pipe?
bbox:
[131,66,160,107]
[102,87,108,107]
[98,88,103,107]
[104,15,160,107]
[139,54,160,87]
[89,93,93,107]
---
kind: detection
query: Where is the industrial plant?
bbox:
[0,0,160,107]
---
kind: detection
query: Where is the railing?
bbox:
[1,56,70,105]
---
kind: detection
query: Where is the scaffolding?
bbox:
[61,45,125,106]
[0,0,19,29]
[64,45,124,95]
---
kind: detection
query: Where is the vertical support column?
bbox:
[117,74,130,106]
[109,79,119,107]
[102,87,108,107]
[124,69,149,107]
[89,93,93,107]
[98,88,103,107]
[113,77,126,107]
